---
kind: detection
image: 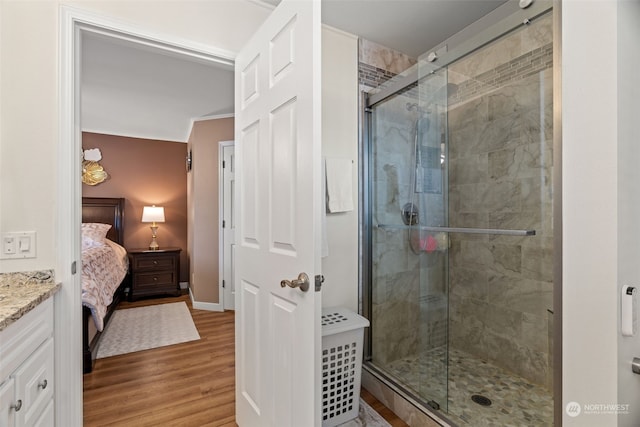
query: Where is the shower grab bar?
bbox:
[376,223,536,236]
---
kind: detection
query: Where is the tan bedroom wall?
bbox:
[187,117,234,305]
[82,132,189,283]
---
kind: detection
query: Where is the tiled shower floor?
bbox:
[384,348,554,426]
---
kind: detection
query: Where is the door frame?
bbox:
[58,7,237,425]
[219,140,235,310]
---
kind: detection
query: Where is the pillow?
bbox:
[81,223,112,249]
[82,235,104,250]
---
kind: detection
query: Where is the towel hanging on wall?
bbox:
[325,158,354,213]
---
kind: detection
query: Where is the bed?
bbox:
[82,197,129,374]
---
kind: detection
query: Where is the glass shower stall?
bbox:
[361,6,555,426]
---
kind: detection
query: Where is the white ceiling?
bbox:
[81,32,234,142]
[81,0,507,142]
[323,0,507,58]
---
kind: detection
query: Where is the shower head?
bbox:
[406,102,431,115]
[406,102,420,112]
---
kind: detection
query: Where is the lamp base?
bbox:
[149,225,160,250]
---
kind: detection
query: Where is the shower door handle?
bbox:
[280,272,310,292]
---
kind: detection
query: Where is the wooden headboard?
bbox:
[82,197,125,245]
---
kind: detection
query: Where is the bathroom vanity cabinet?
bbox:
[0,298,55,426]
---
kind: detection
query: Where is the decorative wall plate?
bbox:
[82,160,109,186]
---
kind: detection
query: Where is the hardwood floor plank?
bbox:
[361,389,409,427]
[83,295,407,426]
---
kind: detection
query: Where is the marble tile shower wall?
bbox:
[447,14,554,389]
[371,93,421,366]
[360,38,429,367]
[359,38,416,91]
[372,95,447,372]
[370,93,450,370]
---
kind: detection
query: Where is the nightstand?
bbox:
[127,247,181,301]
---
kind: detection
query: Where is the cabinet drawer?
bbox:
[133,255,175,270]
[0,299,53,381]
[134,271,175,286]
[14,338,54,427]
[0,377,15,426]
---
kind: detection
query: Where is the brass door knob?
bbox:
[280,273,310,292]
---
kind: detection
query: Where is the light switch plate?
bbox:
[1,231,36,259]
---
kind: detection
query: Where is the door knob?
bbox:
[280,273,310,292]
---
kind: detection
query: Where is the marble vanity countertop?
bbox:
[0,270,61,332]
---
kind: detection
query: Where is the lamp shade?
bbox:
[141,206,165,223]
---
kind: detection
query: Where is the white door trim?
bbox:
[219,140,235,310]
[189,288,224,312]
[58,6,237,425]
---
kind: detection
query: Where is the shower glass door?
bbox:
[369,66,450,411]
[367,11,554,425]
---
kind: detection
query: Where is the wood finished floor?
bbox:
[83,295,408,427]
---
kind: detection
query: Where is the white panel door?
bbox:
[234,0,322,426]
[222,143,236,310]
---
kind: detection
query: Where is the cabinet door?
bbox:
[13,338,53,427]
[32,400,53,427]
[0,377,16,427]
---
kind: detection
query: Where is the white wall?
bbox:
[0,1,59,273]
[563,1,618,425]
[563,1,640,425]
[617,1,640,425]
[320,26,359,312]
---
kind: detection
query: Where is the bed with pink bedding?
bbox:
[82,238,128,331]
[82,197,129,373]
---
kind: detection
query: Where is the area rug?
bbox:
[96,302,200,359]
[338,398,392,427]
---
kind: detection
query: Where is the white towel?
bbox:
[326,158,354,213]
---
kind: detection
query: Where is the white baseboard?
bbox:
[189,287,223,312]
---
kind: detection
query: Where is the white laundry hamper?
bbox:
[321,307,370,427]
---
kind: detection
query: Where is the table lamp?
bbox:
[141,205,165,250]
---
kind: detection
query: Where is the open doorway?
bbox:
[58,7,241,423]
[79,28,236,419]
[79,23,234,365]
